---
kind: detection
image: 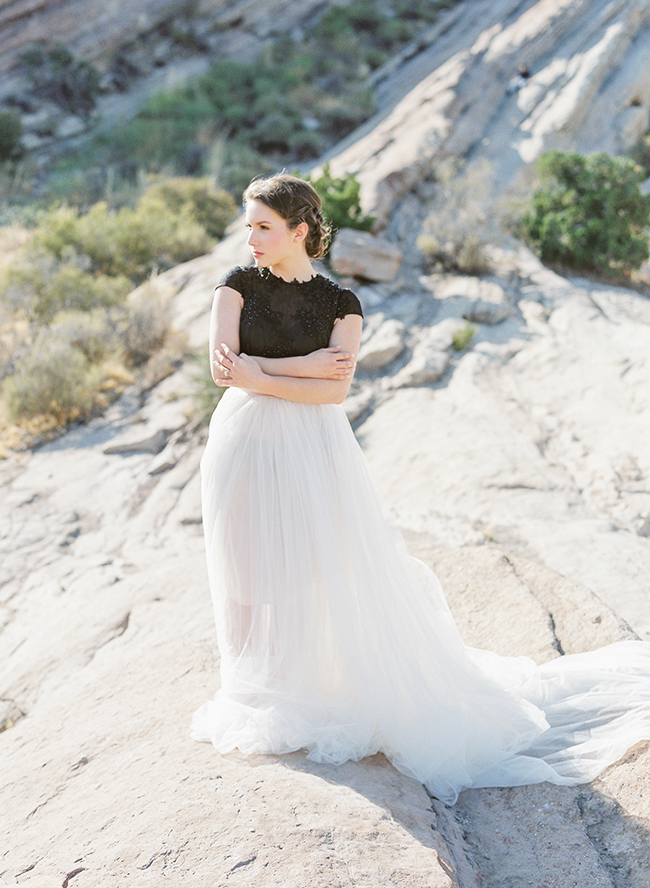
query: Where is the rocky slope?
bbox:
[2,0,650,886]
[0,0,324,76]
[329,0,650,223]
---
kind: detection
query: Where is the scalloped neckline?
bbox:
[258,266,320,286]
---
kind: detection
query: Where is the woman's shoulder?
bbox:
[217,265,260,292]
[312,274,363,319]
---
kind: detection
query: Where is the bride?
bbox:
[191,172,650,806]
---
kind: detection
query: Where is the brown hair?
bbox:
[243,173,331,259]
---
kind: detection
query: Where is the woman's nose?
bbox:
[247,230,256,246]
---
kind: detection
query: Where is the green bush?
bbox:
[20,44,101,117]
[3,251,131,323]
[0,111,23,162]
[629,135,650,177]
[521,151,650,275]
[28,177,232,283]
[4,329,99,421]
[50,309,121,363]
[308,164,375,233]
[451,322,477,352]
[141,177,237,239]
[188,351,224,425]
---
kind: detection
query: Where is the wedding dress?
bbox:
[192,266,650,805]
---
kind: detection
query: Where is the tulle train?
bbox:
[192,389,650,805]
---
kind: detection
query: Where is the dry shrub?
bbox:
[140,329,190,391]
[418,159,493,275]
[4,330,101,422]
[2,250,131,323]
[47,309,121,363]
[124,279,174,365]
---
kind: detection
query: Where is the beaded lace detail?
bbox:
[218,266,363,359]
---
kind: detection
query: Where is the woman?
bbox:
[192,173,650,806]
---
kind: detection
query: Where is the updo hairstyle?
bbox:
[243,173,332,259]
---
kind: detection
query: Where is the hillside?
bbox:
[2,1,650,886]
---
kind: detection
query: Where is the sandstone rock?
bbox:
[19,131,49,150]
[20,102,63,136]
[0,0,330,79]
[330,228,403,282]
[355,282,390,309]
[386,292,421,326]
[1,415,647,888]
[103,427,175,455]
[359,260,650,641]
[357,318,406,371]
[329,0,650,223]
[390,318,465,388]
[433,276,514,325]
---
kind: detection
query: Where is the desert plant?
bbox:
[418,160,493,274]
[188,351,224,425]
[451,322,477,351]
[27,178,229,283]
[141,177,237,239]
[20,44,101,117]
[50,309,121,363]
[0,111,24,162]
[4,329,100,421]
[521,150,650,275]
[629,133,650,177]
[308,164,375,233]
[2,250,131,323]
[123,280,173,365]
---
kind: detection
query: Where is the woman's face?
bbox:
[245,200,305,268]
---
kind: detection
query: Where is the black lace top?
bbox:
[218,266,363,359]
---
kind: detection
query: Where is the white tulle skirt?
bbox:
[192,389,650,805]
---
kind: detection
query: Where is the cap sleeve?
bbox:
[217,266,248,292]
[336,287,363,320]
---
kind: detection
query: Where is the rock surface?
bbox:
[357,318,406,371]
[330,228,404,282]
[388,319,464,388]
[328,0,650,223]
[1,400,648,886]
[357,246,650,642]
[0,0,326,76]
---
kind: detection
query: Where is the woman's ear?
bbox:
[293,221,309,244]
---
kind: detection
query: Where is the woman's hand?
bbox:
[213,344,266,390]
[302,346,356,380]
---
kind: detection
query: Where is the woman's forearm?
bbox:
[248,373,352,405]
[251,355,309,377]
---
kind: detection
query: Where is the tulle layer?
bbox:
[192,389,650,805]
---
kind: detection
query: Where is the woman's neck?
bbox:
[268,257,315,283]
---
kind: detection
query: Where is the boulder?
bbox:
[434,277,514,325]
[390,318,465,388]
[357,318,406,371]
[330,228,403,282]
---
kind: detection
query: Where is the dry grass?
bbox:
[0,225,31,273]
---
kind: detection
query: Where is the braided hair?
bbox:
[243,173,332,259]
